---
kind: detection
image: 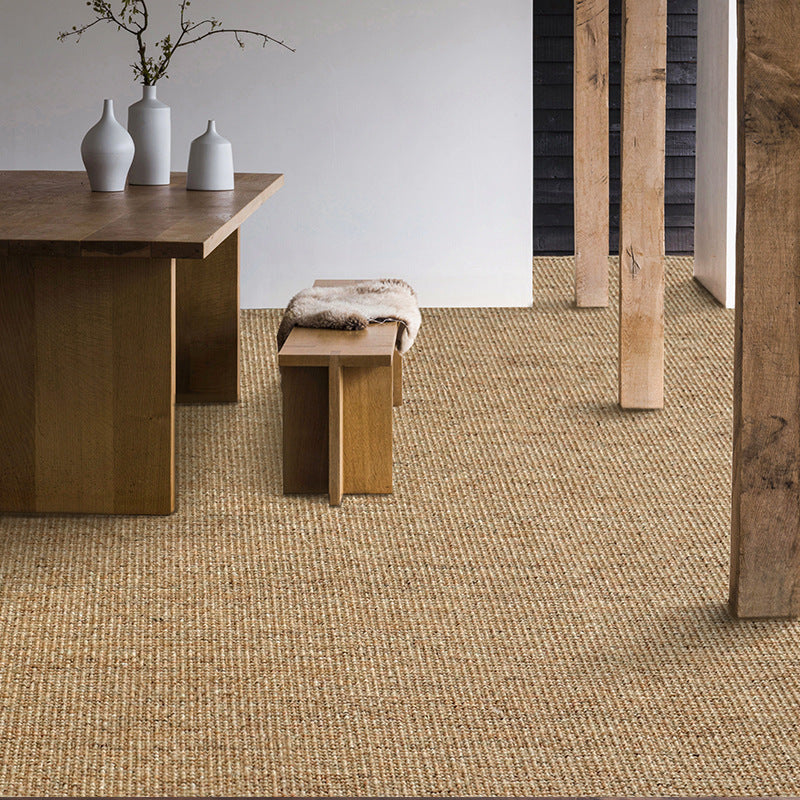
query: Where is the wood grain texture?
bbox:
[279,321,398,499]
[111,258,175,515]
[0,255,175,514]
[393,350,403,407]
[281,366,328,494]
[277,323,397,368]
[730,0,800,618]
[0,172,283,259]
[618,0,667,409]
[574,0,610,307]
[33,258,116,512]
[176,229,239,403]
[342,365,393,495]
[0,255,35,511]
[328,357,344,506]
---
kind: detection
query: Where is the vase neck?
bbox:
[206,120,217,134]
[142,85,157,100]
[102,99,115,118]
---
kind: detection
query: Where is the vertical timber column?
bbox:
[618,0,667,409]
[730,0,800,618]
[574,0,610,307]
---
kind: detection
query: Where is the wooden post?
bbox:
[618,0,667,409]
[730,0,800,618]
[574,0,610,308]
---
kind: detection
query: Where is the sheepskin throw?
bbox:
[277,279,421,354]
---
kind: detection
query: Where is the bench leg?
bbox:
[328,356,344,506]
[281,366,327,494]
[281,362,393,500]
[393,349,403,407]
[342,365,393,494]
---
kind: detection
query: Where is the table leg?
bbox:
[0,254,175,515]
[176,228,240,404]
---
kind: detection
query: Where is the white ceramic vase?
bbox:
[80,99,135,192]
[127,84,171,185]
[186,120,234,191]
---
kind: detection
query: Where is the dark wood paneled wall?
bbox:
[533,0,697,255]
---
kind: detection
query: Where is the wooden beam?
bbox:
[730,0,800,618]
[574,0,610,308]
[618,0,667,409]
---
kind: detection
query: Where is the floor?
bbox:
[0,257,798,797]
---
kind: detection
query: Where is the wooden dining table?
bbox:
[0,170,283,515]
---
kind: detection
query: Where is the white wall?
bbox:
[693,0,736,308]
[0,0,532,309]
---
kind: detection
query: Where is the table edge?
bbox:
[0,172,284,260]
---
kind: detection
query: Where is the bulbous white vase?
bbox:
[81,99,135,192]
[186,120,234,191]
[127,84,171,185]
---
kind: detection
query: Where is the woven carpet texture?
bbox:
[1,257,798,797]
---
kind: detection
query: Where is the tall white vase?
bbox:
[81,99,135,192]
[127,84,171,185]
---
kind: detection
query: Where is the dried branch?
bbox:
[57,16,109,43]
[175,26,295,53]
[59,0,293,85]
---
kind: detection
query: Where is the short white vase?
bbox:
[127,84,171,185]
[186,120,234,191]
[80,99,135,192]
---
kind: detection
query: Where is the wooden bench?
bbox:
[277,281,403,506]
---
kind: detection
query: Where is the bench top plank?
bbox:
[278,322,398,367]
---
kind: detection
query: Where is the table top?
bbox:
[0,171,284,259]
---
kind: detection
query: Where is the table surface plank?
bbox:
[0,171,284,259]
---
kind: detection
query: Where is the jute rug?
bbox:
[1,256,798,797]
